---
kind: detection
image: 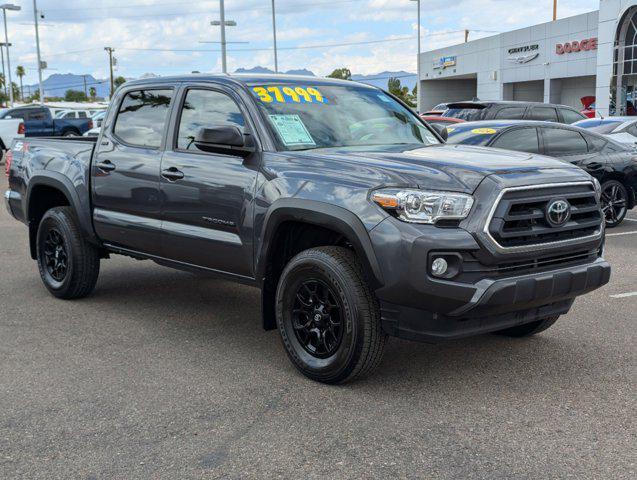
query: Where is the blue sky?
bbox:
[3,0,600,85]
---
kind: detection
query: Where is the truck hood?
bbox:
[293,144,583,193]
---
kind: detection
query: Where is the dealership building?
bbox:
[418,0,637,116]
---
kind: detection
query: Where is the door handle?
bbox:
[161,167,184,181]
[96,160,116,172]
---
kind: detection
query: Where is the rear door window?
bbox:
[492,128,540,153]
[113,89,173,148]
[542,128,589,155]
[494,107,526,119]
[528,107,559,122]
[559,108,585,124]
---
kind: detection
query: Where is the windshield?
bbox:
[249,83,439,151]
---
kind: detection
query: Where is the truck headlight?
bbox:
[371,188,474,224]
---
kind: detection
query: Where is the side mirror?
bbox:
[430,123,448,141]
[194,126,254,156]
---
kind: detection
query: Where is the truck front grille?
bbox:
[487,182,602,250]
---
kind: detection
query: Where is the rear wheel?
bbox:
[36,207,100,299]
[601,180,628,228]
[62,130,79,137]
[275,246,386,384]
[494,315,559,337]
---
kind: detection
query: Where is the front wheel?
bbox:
[601,180,628,228]
[36,207,100,299]
[493,315,559,337]
[275,246,386,384]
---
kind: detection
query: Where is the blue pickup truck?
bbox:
[0,105,93,137]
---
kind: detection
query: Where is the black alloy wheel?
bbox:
[36,207,101,299]
[601,180,628,228]
[42,228,69,283]
[292,279,344,359]
[275,246,386,384]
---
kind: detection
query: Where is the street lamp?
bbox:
[410,0,421,112]
[0,3,20,107]
[211,0,236,74]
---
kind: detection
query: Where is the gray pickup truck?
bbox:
[5,74,611,383]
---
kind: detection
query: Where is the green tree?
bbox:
[29,89,40,102]
[15,65,25,100]
[114,76,127,88]
[64,89,88,102]
[387,77,415,107]
[11,82,19,101]
[89,86,97,100]
[327,67,352,80]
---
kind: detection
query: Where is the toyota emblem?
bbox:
[546,199,571,227]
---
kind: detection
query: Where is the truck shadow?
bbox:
[90,259,612,395]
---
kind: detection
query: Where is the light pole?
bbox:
[411,0,421,112]
[271,0,278,72]
[211,0,236,74]
[32,0,44,104]
[0,3,20,107]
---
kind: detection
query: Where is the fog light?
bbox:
[431,257,448,277]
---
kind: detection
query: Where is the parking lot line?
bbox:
[606,230,637,237]
[610,291,637,299]
[623,218,637,222]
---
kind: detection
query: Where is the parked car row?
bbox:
[441,120,636,227]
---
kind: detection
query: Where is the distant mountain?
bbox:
[25,73,110,99]
[351,71,417,91]
[234,66,316,76]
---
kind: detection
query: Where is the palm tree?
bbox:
[15,65,25,101]
[89,86,96,101]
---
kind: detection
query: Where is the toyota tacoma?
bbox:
[4,75,611,383]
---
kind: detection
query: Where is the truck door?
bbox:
[159,86,259,278]
[92,87,174,255]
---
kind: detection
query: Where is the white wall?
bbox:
[558,75,597,108]
[595,0,637,116]
[420,78,477,111]
[506,80,544,102]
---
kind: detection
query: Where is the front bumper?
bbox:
[369,216,610,343]
[379,258,610,343]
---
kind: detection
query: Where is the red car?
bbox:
[419,115,465,128]
[580,96,636,117]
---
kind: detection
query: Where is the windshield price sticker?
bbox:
[252,86,328,104]
[268,114,316,146]
[471,128,497,134]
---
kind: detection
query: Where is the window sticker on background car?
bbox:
[252,86,328,104]
[471,128,497,134]
[268,114,316,146]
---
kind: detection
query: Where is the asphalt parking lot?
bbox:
[1,194,635,479]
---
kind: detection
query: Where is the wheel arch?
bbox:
[257,199,384,330]
[26,174,95,259]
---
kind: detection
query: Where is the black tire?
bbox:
[36,207,100,299]
[62,130,79,137]
[494,315,559,337]
[275,246,386,384]
[600,180,628,228]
